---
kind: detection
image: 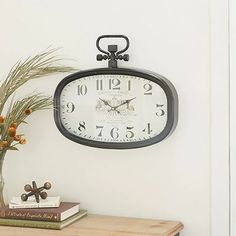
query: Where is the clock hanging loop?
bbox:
[96,35,130,68]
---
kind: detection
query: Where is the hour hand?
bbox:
[99,98,112,108]
[99,98,120,114]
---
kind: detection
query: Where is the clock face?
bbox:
[54,69,178,149]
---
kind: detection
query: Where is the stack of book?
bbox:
[0,197,87,230]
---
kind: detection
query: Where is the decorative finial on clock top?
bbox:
[96,35,129,68]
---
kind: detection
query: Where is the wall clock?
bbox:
[54,35,178,149]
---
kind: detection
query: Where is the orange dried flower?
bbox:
[2,141,8,148]
[8,127,16,137]
[0,116,4,123]
[25,108,33,115]
[19,138,26,145]
[10,123,17,128]
[13,135,21,141]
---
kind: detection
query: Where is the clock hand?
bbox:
[99,98,113,108]
[113,97,136,109]
[100,97,136,114]
[107,97,136,114]
[99,98,120,113]
[108,108,120,114]
[126,97,136,104]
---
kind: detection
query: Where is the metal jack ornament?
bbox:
[21,181,52,203]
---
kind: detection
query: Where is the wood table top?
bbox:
[0,214,184,236]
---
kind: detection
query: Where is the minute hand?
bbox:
[113,97,136,109]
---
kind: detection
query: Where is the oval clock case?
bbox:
[53,35,178,149]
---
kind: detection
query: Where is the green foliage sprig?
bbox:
[0,48,75,153]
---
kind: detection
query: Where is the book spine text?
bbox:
[4,210,60,222]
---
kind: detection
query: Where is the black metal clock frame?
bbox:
[53,35,178,149]
[54,68,178,149]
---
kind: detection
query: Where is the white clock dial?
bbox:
[59,74,168,143]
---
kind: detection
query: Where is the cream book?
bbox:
[9,196,60,209]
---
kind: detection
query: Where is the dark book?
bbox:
[0,209,87,230]
[0,202,80,222]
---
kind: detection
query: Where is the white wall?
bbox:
[230,0,236,234]
[210,0,230,235]
[0,1,210,235]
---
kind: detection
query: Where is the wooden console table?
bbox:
[0,214,184,236]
